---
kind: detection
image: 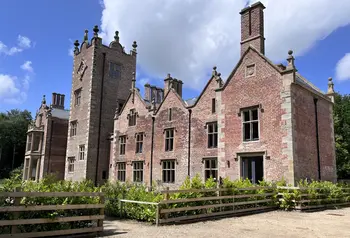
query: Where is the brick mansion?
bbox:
[23,2,337,187]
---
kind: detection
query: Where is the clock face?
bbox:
[77,60,87,80]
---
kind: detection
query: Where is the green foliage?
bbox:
[0,176,101,235]
[334,93,350,179]
[0,109,32,178]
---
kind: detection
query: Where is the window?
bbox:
[109,62,121,79]
[32,134,41,151]
[212,98,216,113]
[165,128,174,151]
[136,133,144,153]
[242,108,259,141]
[70,121,77,137]
[207,122,218,148]
[102,170,107,180]
[128,109,137,126]
[119,136,126,155]
[168,108,172,121]
[162,160,175,183]
[204,158,218,181]
[68,157,75,173]
[74,88,82,106]
[117,162,126,182]
[79,145,85,160]
[26,134,32,152]
[133,161,143,182]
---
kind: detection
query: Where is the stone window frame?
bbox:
[164,128,175,152]
[206,121,218,149]
[239,105,260,142]
[211,98,216,114]
[128,109,137,127]
[202,157,218,181]
[245,63,256,78]
[74,88,82,106]
[135,132,144,154]
[108,61,122,80]
[117,162,126,182]
[168,108,172,121]
[68,157,75,173]
[78,144,85,160]
[161,159,176,184]
[119,135,127,155]
[70,120,78,137]
[26,133,32,152]
[132,161,144,183]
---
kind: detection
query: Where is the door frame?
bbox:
[236,151,266,182]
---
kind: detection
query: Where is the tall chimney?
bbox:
[51,92,65,109]
[240,1,265,56]
[60,94,65,108]
[144,83,151,102]
[52,93,57,105]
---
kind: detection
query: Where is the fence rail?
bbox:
[119,186,277,225]
[277,186,350,211]
[0,190,105,238]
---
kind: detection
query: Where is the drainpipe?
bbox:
[313,98,321,180]
[150,116,155,190]
[47,120,54,174]
[188,109,192,177]
[95,52,106,186]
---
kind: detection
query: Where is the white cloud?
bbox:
[17,35,31,49]
[20,61,33,73]
[0,74,27,104]
[335,53,350,81]
[0,35,32,56]
[137,78,150,88]
[100,0,350,90]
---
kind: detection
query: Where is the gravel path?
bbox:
[102,208,350,238]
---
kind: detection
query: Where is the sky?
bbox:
[0,0,350,117]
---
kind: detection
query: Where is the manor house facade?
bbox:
[24,2,337,186]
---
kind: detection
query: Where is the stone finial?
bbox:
[114,31,119,42]
[93,25,99,37]
[131,72,136,89]
[132,41,138,52]
[327,77,335,94]
[216,73,223,87]
[83,30,89,43]
[212,66,217,76]
[74,40,80,54]
[286,49,295,69]
[42,95,46,104]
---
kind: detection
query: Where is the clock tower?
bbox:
[65,26,137,185]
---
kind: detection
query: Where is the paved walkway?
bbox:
[101,208,350,238]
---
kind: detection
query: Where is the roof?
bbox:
[295,73,324,94]
[184,97,197,107]
[51,108,70,120]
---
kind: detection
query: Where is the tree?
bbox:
[0,109,32,178]
[334,93,350,179]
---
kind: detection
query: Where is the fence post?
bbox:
[156,203,160,226]
[11,187,21,234]
[98,189,105,229]
[164,187,169,220]
[119,199,123,218]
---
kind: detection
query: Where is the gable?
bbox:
[118,90,149,119]
[155,89,187,117]
[220,46,282,91]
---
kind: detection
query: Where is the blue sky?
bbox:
[0,0,349,116]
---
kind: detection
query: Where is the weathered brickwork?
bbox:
[65,30,136,185]
[48,1,337,187]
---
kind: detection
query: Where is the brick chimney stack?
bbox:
[240,1,265,56]
[51,92,65,109]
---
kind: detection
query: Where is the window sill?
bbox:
[242,140,260,143]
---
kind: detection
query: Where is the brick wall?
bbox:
[292,84,336,182]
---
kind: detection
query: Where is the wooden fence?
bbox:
[119,186,277,225]
[277,186,350,211]
[0,191,105,238]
